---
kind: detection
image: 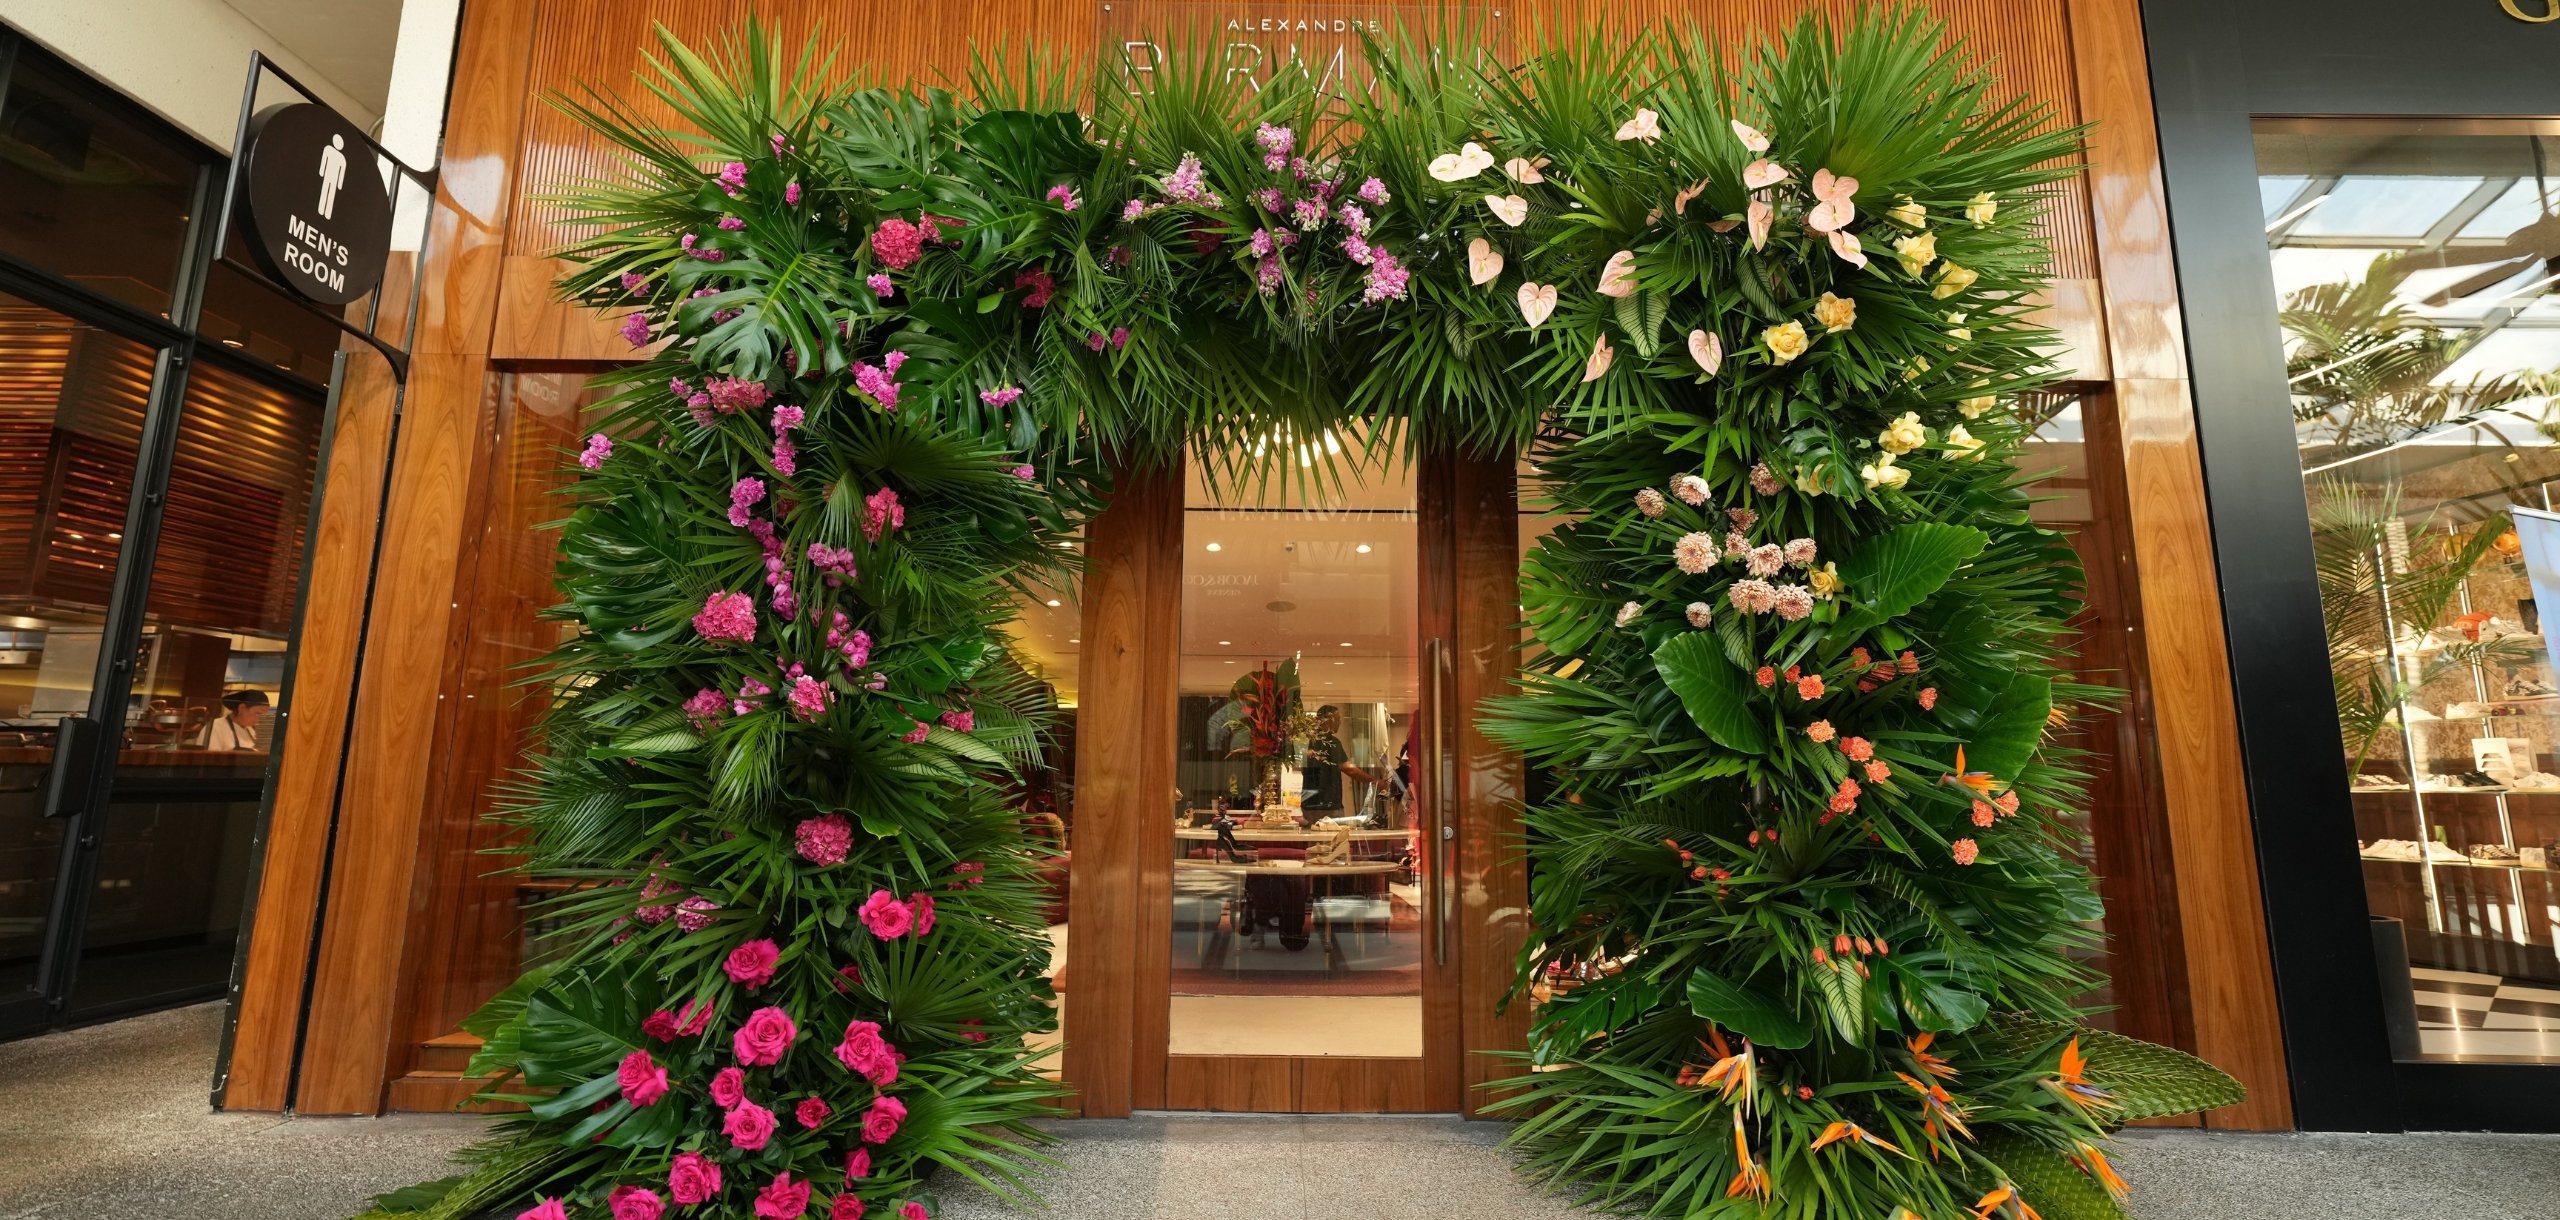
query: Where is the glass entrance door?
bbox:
[1159,446,1456,1109]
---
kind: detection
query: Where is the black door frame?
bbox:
[2143,0,2560,1131]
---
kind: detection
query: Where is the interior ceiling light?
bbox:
[1218,640,1231,645]
[1355,543,1372,553]
[1044,599,1061,607]
[1204,541,1222,552]
[1339,641,1353,646]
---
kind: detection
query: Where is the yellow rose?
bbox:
[1945,424,1985,461]
[1764,320,1810,364]
[1808,562,1845,600]
[1894,230,1937,277]
[1860,454,1910,491]
[1813,291,1857,333]
[1932,261,1979,299]
[1878,410,1927,455]
[1885,195,1926,228]
[1966,191,1997,226]
[1946,311,1972,342]
[1959,394,1997,419]
[1903,356,1932,383]
[1794,466,1829,497]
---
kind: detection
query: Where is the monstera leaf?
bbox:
[1654,632,1770,754]
[1686,966,1815,1049]
[1833,522,1988,633]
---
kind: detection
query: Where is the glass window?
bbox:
[0,49,203,316]
[1169,449,1419,1059]
[2262,122,2560,1063]
[1009,534,1078,1077]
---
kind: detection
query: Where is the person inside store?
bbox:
[196,689,271,751]
[1299,704,1381,824]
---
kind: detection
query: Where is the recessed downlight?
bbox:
[1355,543,1372,554]
[1204,542,1222,552]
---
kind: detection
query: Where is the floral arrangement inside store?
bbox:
[361,9,2243,1220]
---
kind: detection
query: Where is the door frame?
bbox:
[1059,449,1528,1115]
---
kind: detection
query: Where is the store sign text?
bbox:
[2499,0,2559,23]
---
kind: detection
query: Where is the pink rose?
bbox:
[907,894,935,938]
[861,1094,907,1144]
[734,1005,799,1067]
[617,1049,669,1106]
[845,1147,872,1182]
[674,999,716,1036]
[829,1197,866,1220]
[755,1172,814,1220]
[859,890,913,940]
[725,938,782,988]
[899,1204,927,1220]
[833,1020,900,1088]
[726,1099,780,1150]
[609,1185,666,1220]
[519,1200,566,1220]
[711,1065,748,1109]
[797,1096,832,1128]
[641,1009,681,1040]
[669,1152,723,1206]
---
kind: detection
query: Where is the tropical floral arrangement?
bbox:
[365,11,2239,1220]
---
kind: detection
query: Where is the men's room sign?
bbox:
[239,103,392,307]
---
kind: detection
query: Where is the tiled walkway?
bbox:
[6,1003,2560,1220]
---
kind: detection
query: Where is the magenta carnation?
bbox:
[795,813,854,866]
[862,487,904,541]
[620,313,651,347]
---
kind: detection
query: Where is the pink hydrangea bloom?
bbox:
[785,181,803,205]
[618,1049,668,1106]
[676,896,719,933]
[1014,268,1055,309]
[859,890,913,940]
[787,674,831,720]
[621,313,651,347]
[579,432,613,470]
[729,477,767,528]
[1363,250,1410,303]
[724,938,781,988]
[853,361,901,409]
[694,591,757,642]
[772,435,797,477]
[867,273,894,299]
[1337,202,1371,236]
[717,161,747,196]
[901,720,930,743]
[939,709,975,733]
[1293,196,1329,230]
[796,813,854,866]
[861,1095,908,1144]
[734,1005,799,1066]
[706,376,770,414]
[609,1185,665,1220]
[756,1173,812,1220]
[1356,176,1390,204]
[1163,154,1220,207]
[711,1065,748,1109]
[797,1096,832,1128]
[771,404,804,433]
[979,386,1024,407]
[725,1099,779,1150]
[872,219,924,269]
[717,216,746,231]
[862,487,904,541]
[1010,464,1035,480]
[670,1152,723,1206]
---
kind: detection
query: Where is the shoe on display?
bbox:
[2445,702,2522,720]
[2362,839,2423,861]
[2468,843,2521,865]
[2509,771,2560,791]
[2426,841,2470,863]
[2352,773,2411,790]
[2502,677,2558,698]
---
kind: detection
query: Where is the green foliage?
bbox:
[372,9,2240,1220]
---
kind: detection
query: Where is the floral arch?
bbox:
[365,11,2240,1220]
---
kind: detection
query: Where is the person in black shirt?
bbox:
[1299,705,1380,823]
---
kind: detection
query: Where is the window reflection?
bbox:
[1007,544,1079,1076]
[2263,122,2560,1063]
[0,48,201,315]
[1169,454,1421,1059]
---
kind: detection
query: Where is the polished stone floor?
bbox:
[5,1003,2559,1220]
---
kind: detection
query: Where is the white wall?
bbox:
[3,0,381,150]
